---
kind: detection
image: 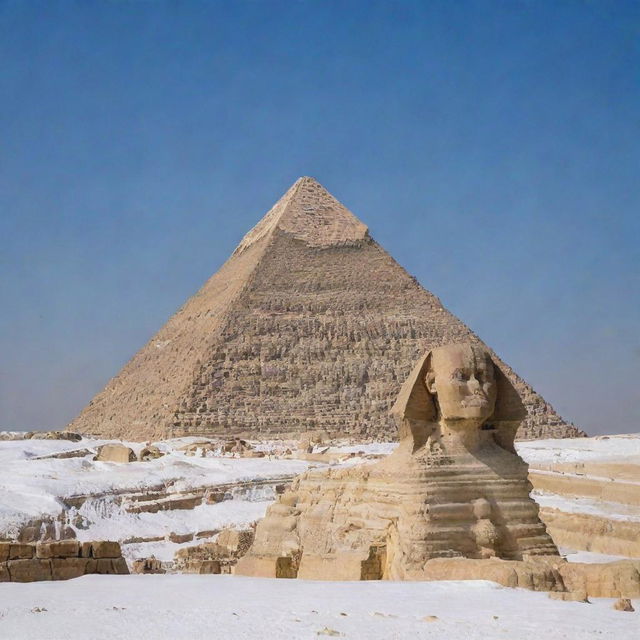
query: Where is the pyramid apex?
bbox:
[235,177,369,254]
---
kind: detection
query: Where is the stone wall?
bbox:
[0,540,129,582]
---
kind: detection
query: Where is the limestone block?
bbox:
[8,559,52,582]
[36,540,80,559]
[95,559,115,574]
[51,558,88,580]
[548,591,589,602]
[193,560,220,574]
[423,558,519,589]
[538,508,640,558]
[138,445,164,461]
[9,543,34,560]
[0,562,9,581]
[95,444,136,463]
[216,529,254,556]
[81,541,93,558]
[126,494,202,513]
[613,598,635,612]
[169,532,194,544]
[235,555,296,579]
[91,541,122,558]
[559,561,640,598]
[132,556,164,574]
[111,557,130,575]
[298,553,368,581]
[0,542,10,562]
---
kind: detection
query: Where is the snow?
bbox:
[531,490,640,522]
[0,575,636,640]
[326,443,398,455]
[0,436,313,544]
[0,434,639,637]
[516,434,640,466]
[1,433,638,565]
[558,547,635,564]
[0,437,325,560]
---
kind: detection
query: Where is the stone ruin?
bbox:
[0,540,129,582]
[68,177,584,443]
[235,344,640,600]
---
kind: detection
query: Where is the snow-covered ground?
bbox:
[0,433,638,564]
[516,433,640,466]
[0,433,638,638]
[518,434,640,526]
[0,435,319,560]
[0,574,637,640]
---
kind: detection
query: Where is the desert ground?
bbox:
[0,431,637,639]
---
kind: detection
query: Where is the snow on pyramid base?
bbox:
[68,177,585,442]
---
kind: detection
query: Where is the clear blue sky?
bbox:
[1,1,638,435]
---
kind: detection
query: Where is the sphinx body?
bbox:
[236,344,559,580]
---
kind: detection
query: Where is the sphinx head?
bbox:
[425,344,497,425]
[391,342,525,454]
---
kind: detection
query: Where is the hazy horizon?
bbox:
[1,2,638,436]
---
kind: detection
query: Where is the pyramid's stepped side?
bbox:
[171,230,579,440]
[69,177,585,441]
[67,201,287,441]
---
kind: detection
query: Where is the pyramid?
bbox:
[69,177,584,442]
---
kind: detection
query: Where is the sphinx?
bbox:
[236,343,560,580]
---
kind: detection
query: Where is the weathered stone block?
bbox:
[205,491,225,504]
[0,542,10,562]
[91,541,122,558]
[0,562,9,581]
[51,558,88,580]
[95,443,136,463]
[216,528,254,556]
[169,532,194,544]
[8,559,52,582]
[132,557,163,574]
[111,557,130,575]
[194,560,220,574]
[36,540,80,559]
[236,555,296,579]
[9,544,34,560]
[138,445,164,461]
[95,558,114,574]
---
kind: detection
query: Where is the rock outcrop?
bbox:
[68,177,583,442]
[0,540,128,582]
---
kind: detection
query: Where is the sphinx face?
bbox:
[426,344,497,422]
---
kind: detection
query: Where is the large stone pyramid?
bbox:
[69,177,584,442]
